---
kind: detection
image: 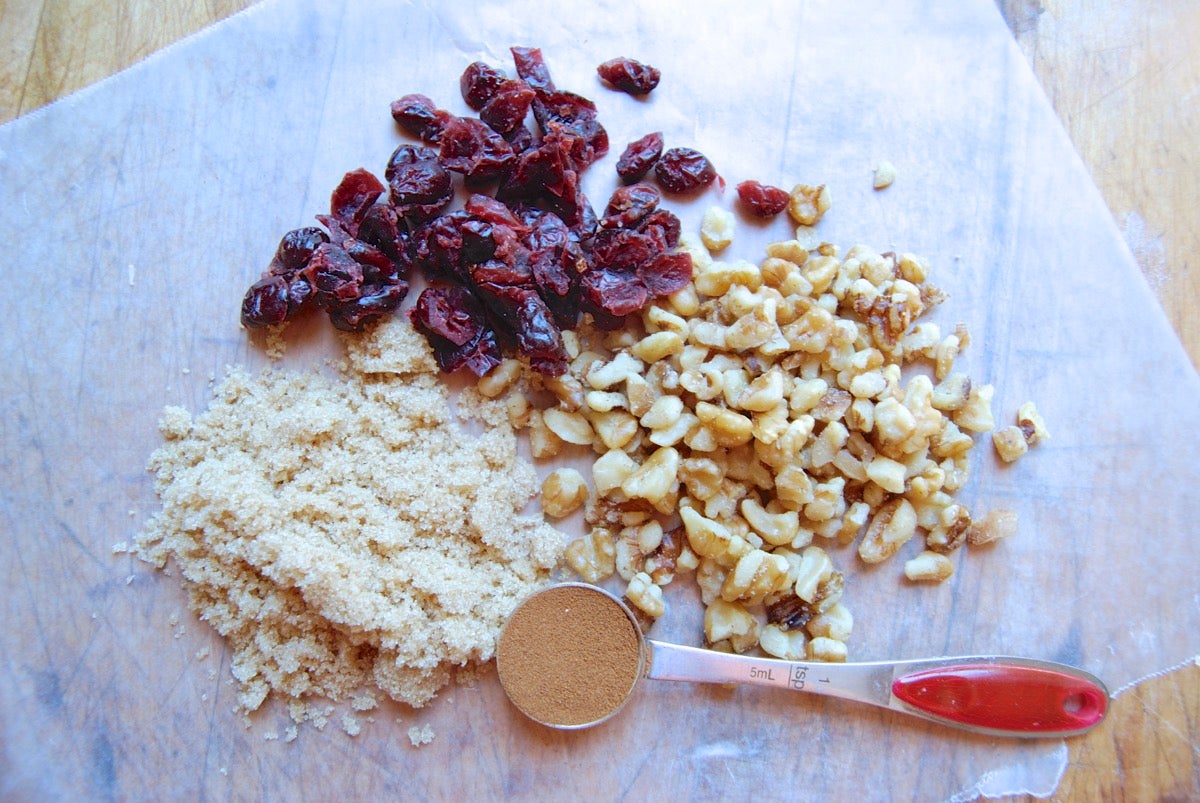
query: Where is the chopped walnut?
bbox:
[1016,401,1051,445]
[967,509,1019,546]
[787,184,832,227]
[540,468,590,518]
[992,426,1029,463]
[528,207,1028,663]
[872,160,896,190]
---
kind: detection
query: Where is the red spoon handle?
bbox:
[891,661,1108,737]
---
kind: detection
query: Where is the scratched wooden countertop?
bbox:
[2,0,1196,799]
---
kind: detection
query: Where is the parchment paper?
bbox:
[2,0,1198,799]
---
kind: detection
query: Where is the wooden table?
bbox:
[3,1,1196,798]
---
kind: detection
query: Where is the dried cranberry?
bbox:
[240,276,291,328]
[532,91,609,168]
[511,46,555,92]
[410,286,503,376]
[330,169,385,229]
[601,184,660,229]
[596,57,661,95]
[736,180,790,218]
[580,268,649,320]
[356,205,409,269]
[636,208,682,249]
[654,147,717,194]
[438,117,515,184]
[638,251,693,297]
[615,132,664,183]
[504,125,536,154]
[273,227,329,273]
[410,284,484,347]
[414,210,471,283]
[345,240,397,284]
[459,219,496,264]
[307,243,365,307]
[512,292,568,375]
[520,210,582,324]
[591,228,659,273]
[471,259,533,290]
[479,80,535,136]
[497,135,589,231]
[327,281,407,332]
[460,61,507,110]
[465,193,529,231]
[386,144,453,223]
[472,281,568,374]
[390,94,452,143]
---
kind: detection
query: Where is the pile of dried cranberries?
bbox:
[240,47,718,377]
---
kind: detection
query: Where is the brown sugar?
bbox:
[496,584,643,728]
[136,318,564,712]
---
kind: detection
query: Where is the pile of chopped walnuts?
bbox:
[475,185,1048,663]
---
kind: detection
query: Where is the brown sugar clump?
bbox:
[136,318,564,712]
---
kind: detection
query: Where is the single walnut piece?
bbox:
[904,551,955,582]
[626,571,666,618]
[564,529,617,583]
[787,184,832,227]
[858,498,918,564]
[541,468,590,518]
[967,509,1019,546]
[992,426,1029,463]
[1016,401,1051,445]
[700,207,736,252]
[872,160,896,190]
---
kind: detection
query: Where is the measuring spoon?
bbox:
[496,583,1108,737]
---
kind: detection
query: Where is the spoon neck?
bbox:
[644,639,894,705]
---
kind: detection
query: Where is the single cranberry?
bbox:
[638,251,693,297]
[307,243,364,307]
[273,227,329,273]
[616,132,664,183]
[240,276,291,328]
[601,183,661,229]
[460,61,507,110]
[390,94,453,142]
[386,144,453,222]
[511,46,555,92]
[330,169,385,228]
[591,228,658,273]
[410,286,504,376]
[532,91,608,167]
[327,281,407,332]
[580,268,648,318]
[597,57,661,95]
[736,180,790,217]
[636,208,681,249]
[654,147,717,194]
[438,117,516,184]
[480,80,535,135]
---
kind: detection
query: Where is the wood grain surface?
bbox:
[2,1,1196,799]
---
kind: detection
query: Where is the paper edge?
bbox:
[979,1,1199,384]
[2,1,1197,799]
[0,0,280,135]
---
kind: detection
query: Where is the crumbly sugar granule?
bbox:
[408,723,435,746]
[137,317,563,713]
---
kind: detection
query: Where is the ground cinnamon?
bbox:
[497,583,643,728]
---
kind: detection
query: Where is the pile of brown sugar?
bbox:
[136,318,564,712]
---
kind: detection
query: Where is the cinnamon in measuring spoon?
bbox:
[497,584,643,728]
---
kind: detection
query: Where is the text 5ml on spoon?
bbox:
[496,583,1108,737]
